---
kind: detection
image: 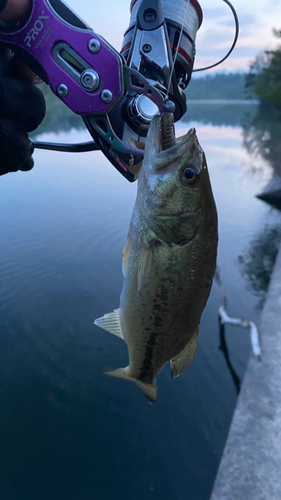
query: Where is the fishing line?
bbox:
[166,0,191,98]
[166,0,239,92]
[193,0,239,72]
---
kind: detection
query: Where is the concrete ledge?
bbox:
[210,243,281,499]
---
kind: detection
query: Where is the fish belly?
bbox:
[120,232,214,383]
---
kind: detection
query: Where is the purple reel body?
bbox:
[0,0,123,114]
[0,0,164,181]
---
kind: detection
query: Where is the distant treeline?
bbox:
[32,84,84,137]
[245,29,281,117]
[186,73,248,100]
[36,77,254,135]
[242,29,281,179]
[40,73,249,113]
[183,102,256,127]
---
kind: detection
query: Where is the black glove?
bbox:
[0,38,46,175]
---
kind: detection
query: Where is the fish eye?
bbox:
[184,168,195,180]
[180,164,200,186]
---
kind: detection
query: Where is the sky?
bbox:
[66,0,281,75]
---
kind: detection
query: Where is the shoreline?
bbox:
[210,214,281,500]
[186,99,258,105]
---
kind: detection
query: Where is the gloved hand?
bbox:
[0,0,46,175]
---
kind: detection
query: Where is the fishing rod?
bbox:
[0,0,239,182]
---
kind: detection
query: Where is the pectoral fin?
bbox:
[138,245,154,291]
[170,326,199,378]
[104,367,157,403]
[94,309,124,340]
[122,235,131,277]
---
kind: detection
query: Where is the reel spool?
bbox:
[121,0,203,91]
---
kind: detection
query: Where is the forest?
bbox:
[245,29,281,116]
[186,72,247,100]
[40,30,281,122]
[242,28,281,203]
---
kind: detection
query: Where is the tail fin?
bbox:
[104,367,157,403]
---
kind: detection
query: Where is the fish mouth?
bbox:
[144,114,198,164]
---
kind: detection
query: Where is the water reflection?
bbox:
[31,108,84,137]
[218,321,241,395]
[31,86,85,138]
[33,89,258,137]
[214,271,241,395]
[1,99,278,500]
[184,102,257,127]
[238,225,281,311]
[239,99,281,309]
[243,106,281,173]
[242,104,281,208]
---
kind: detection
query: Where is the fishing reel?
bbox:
[94,0,204,180]
[122,0,203,122]
[0,0,238,181]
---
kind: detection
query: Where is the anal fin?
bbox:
[104,367,157,403]
[170,326,199,379]
[94,309,124,340]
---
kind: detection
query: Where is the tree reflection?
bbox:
[218,320,241,394]
[242,93,281,207]
[238,225,281,311]
[243,29,281,206]
[31,84,85,137]
[184,102,257,127]
[243,106,281,176]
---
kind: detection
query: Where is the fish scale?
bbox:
[94,113,218,403]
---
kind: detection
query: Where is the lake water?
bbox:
[0,102,279,500]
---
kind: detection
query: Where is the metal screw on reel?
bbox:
[57,84,68,97]
[88,39,101,54]
[80,70,100,91]
[142,44,152,53]
[143,8,157,23]
[101,90,113,103]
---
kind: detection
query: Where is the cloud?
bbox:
[202,7,255,29]
[193,55,254,73]
[66,0,280,74]
[194,1,279,73]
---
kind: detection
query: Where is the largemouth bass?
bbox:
[95,112,218,403]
